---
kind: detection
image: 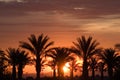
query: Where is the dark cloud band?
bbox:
[0,0,120,18]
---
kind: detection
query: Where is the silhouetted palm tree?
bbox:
[68,58,80,80]
[99,48,120,80]
[0,49,7,79]
[98,61,105,80]
[115,44,120,51]
[88,57,97,80]
[114,59,120,80]
[47,60,56,79]
[114,69,120,80]
[6,48,19,80]
[73,36,99,80]
[115,55,120,76]
[17,50,31,80]
[19,34,54,80]
[46,47,72,79]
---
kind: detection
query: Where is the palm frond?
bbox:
[44,41,54,50]
[28,34,37,50]
[19,41,35,54]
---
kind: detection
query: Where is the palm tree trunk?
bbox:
[58,65,60,79]
[70,63,74,80]
[12,64,16,80]
[92,68,95,80]
[58,64,64,80]
[53,68,56,80]
[18,64,23,80]
[108,67,113,80]
[99,62,104,80]
[82,58,88,80]
[70,67,73,80]
[60,65,64,77]
[36,56,41,80]
[100,66,104,80]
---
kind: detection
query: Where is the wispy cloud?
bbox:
[0,0,120,18]
[0,0,120,32]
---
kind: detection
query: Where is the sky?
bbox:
[0,0,120,77]
[0,0,120,49]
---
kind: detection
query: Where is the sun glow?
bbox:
[63,63,70,73]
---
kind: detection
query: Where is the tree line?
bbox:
[0,33,120,80]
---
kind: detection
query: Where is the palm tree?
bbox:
[114,56,120,80]
[88,57,97,80]
[98,61,105,80]
[47,60,56,79]
[6,48,19,80]
[72,36,99,80]
[99,48,120,80]
[114,68,120,80]
[19,34,54,80]
[114,57,120,80]
[46,47,72,79]
[0,49,7,79]
[17,50,31,80]
[68,58,80,80]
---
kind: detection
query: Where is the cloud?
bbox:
[0,0,120,34]
[0,0,120,18]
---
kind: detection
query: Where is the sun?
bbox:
[63,66,68,72]
[63,63,69,73]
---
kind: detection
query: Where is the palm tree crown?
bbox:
[99,48,120,80]
[0,49,7,78]
[6,48,20,80]
[6,48,19,65]
[73,36,99,58]
[47,47,72,78]
[17,50,31,80]
[20,34,54,56]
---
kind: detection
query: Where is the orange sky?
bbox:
[0,0,120,76]
[0,11,120,49]
[0,0,120,49]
